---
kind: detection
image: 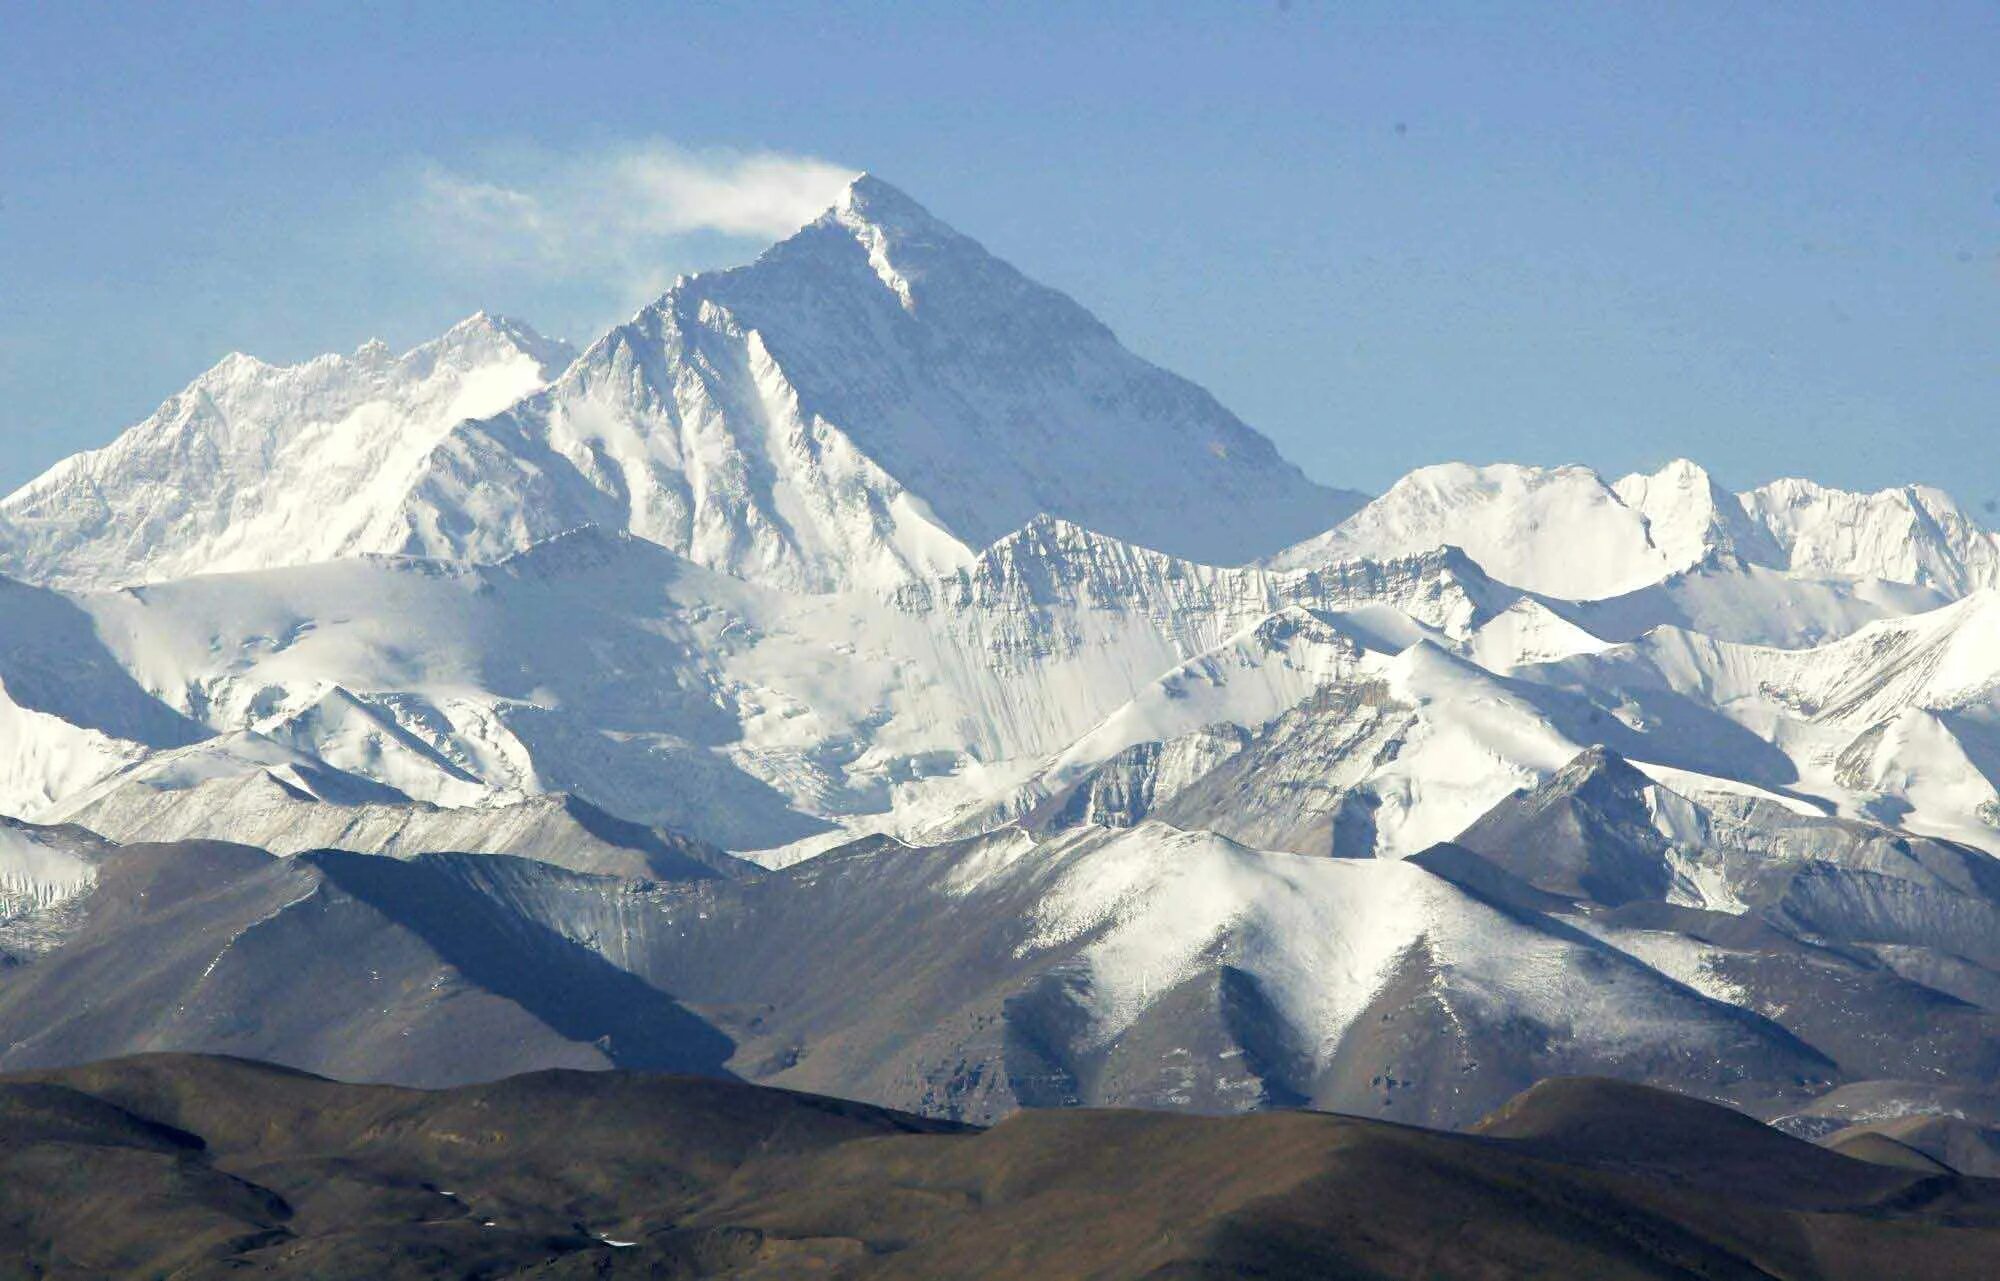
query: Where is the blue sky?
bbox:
[2,2,1995,504]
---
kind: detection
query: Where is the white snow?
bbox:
[1742,477,2000,593]
[1268,462,1679,600]
[1011,823,1772,1065]
[0,824,97,914]
[0,314,573,589]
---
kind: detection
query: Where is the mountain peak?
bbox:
[1614,460,1785,573]
[813,173,969,311]
[418,311,574,379]
[1454,744,1683,906]
[8,178,1355,593]
[1547,744,1654,797]
[1740,477,2000,593]
[0,310,575,589]
[833,172,938,229]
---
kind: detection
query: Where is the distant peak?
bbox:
[1649,458,1721,493]
[207,351,272,379]
[960,515,1134,575]
[834,173,940,230]
[1008,512,1100,543]
[424,312,574,377]
[439,310,531,345]
[1548,744,1653,795]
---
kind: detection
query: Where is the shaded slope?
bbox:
[4,1055,1999,1280]
[0,841,733,1086]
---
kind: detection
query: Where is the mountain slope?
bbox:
[0,315,574,589]
[55,775,743,881]
[1743,477,2000,592]
[0,840,734,1085]
[1268,462,1680,599]
[0,823,1835,1129]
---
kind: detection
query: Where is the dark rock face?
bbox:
[1455,745,1679,905]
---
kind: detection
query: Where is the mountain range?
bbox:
[4,175,2000,1169]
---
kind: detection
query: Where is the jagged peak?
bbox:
[609,173,964,329]
[196,350,276,386]
[1623,456,1717,488]
[1746,474,1976,520]
[410,311,574,378]
[1613,457,1731,513]
[176,312,567,399]
[1613,457,1784,571]
[915,514,1193,602]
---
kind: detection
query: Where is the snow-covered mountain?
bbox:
[1269,462,1686,599]
[1741,478,2000,593]
[0,176,1361,594]
[0,314,575,588]
[1274,457,2000,603]
[5,174,2000,1134]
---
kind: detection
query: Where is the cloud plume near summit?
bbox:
[408,139,857,303]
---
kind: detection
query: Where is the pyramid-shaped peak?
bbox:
[1549,744,1653,794]
[834,173,949,232]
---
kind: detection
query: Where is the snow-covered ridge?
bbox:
[1269,461,1687,599]
[1273,458,2000,604]
[1742,477,2000,594]
[8,491,1999,865]
[0,313,576,589]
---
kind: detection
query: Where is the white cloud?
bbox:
[408,140,858,305]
